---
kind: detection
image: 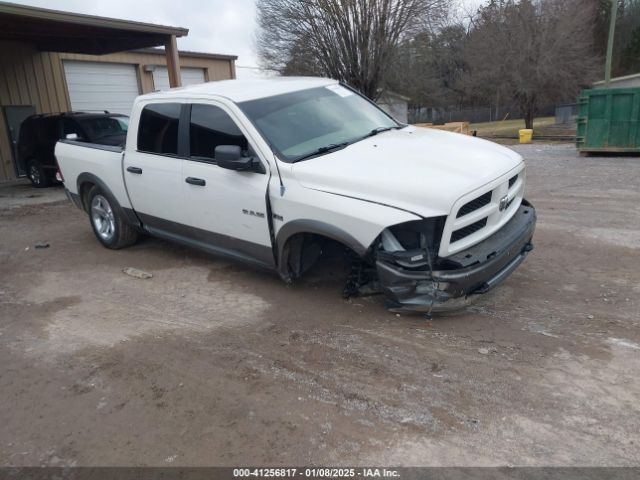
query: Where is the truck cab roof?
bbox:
[139,77,339,103]
[27,111,127,119]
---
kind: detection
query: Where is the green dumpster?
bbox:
[576,87,640,154]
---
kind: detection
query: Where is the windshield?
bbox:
[238,85,399,162]
[79,116,129,140]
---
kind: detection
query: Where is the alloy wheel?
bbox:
[91,194,116,242]
[29,164,41,185]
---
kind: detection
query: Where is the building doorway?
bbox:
[3,105,36,177]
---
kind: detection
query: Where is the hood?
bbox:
[291,126,523,218]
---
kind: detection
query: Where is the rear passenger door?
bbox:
[181,103,274,267]
[124,102,185,231]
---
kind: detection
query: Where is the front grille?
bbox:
[451,218,488,243]
[456,191,492,218]
[509,174,518,188]
[441,167,525,257]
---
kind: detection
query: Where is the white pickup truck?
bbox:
[55,77,535,313]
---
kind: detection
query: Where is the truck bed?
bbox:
[54,140,132,210]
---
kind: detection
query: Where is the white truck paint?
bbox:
[55,77,536,312]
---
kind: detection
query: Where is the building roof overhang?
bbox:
[0,1,188,54]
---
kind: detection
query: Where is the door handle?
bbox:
[126,166,142,174]
[185,177,206,186]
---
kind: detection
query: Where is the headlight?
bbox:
[377,217,447,269]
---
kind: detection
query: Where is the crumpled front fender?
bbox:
[377,201,536,313]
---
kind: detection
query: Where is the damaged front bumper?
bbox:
[377,201,536,313]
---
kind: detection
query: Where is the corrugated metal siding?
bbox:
[59,50,236,93]
[63,61,140,114]
[0,41,70,180]
[152,66,205,91]
[0,42,236,181]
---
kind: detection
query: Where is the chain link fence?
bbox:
[409,104,557,125]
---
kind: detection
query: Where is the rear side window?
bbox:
[79,117,128,140]
[189,104,247,161]
[37,118,60,142]
[63,118,86,139]
[137,103,181,155]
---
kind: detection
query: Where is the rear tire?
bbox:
[27,160,51,188]
[87,185,138,249]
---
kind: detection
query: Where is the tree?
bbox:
[462,0,601,129]
[594,0,640,77]
[387,23,469,109]
[256,0,446,99]
[615,0,640,75]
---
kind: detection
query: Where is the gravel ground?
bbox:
[0,143,639,467]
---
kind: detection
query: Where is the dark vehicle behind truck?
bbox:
[18,112,129,187]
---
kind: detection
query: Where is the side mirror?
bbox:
[65,133,79,141]
[215,145,255,171]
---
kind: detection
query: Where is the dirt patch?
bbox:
[0,144,639,466]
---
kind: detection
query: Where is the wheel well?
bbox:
[24,157,37,171]
[278,232,363,282]
[78,181,96,212]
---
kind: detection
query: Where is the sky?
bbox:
[12,0,487,79]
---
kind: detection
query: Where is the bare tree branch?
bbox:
[256,0,447,98]
[462,0,601,128]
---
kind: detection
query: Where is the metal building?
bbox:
[0,1,237,181]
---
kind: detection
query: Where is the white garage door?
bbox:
[63,61,140,115]
[152,67,205,91]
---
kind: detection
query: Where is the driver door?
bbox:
[181,102,274,268]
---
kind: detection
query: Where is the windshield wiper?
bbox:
[293,142,350,163]
[364,125,404,139]
[366,126,394,137]
[292,126,402,163]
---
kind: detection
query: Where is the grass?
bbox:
[470,116,555,137]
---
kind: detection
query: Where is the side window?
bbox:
[137,103,181,155]
[38,118,60,142]
[189,104,248,161]
[63,118,85,140]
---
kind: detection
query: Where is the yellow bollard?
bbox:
[519,129,533,144]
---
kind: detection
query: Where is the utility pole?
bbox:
[605,0,618,86]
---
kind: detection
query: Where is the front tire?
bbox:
[87,186,138,249]
[27,160,51,188]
